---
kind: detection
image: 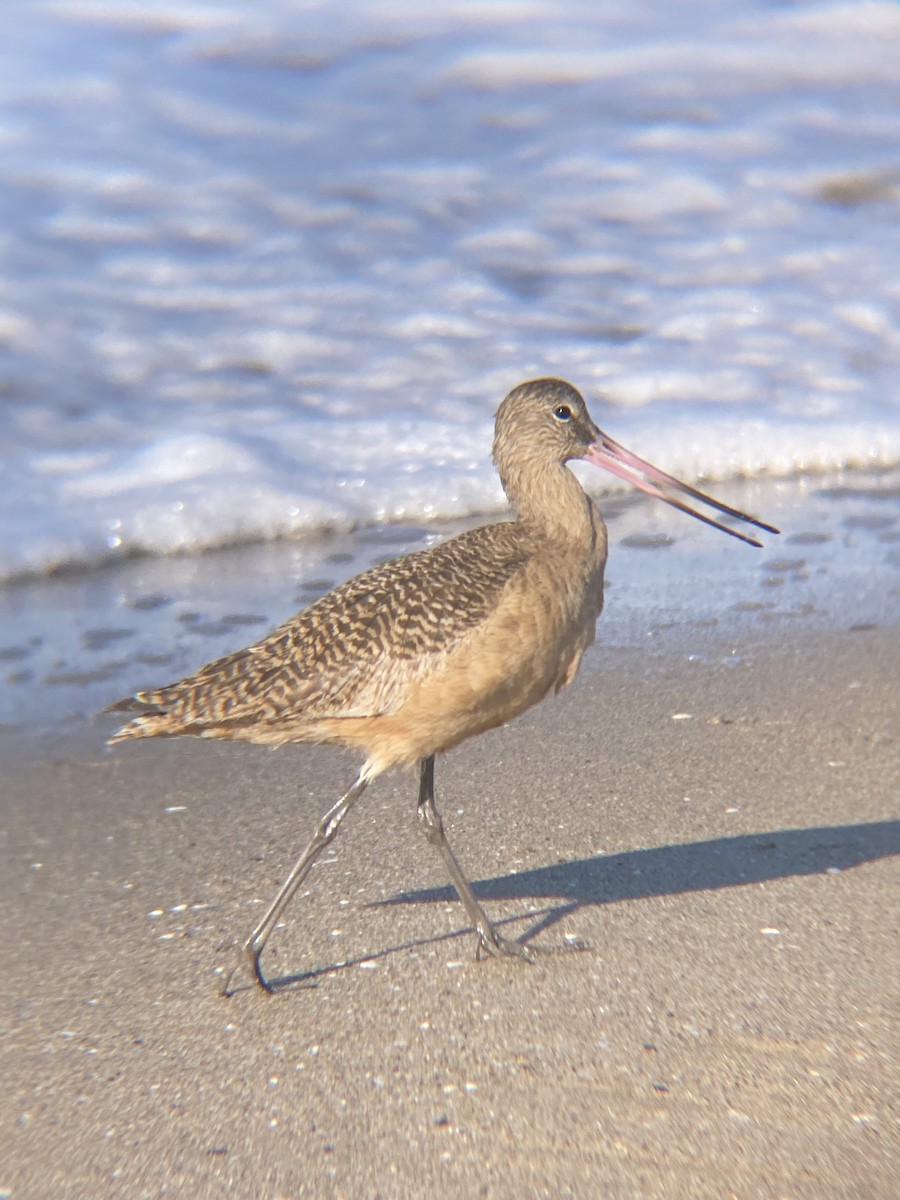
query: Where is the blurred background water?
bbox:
[1,0,899,583]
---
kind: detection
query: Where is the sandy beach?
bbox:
[1,474,898,1199]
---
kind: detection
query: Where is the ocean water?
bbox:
[1,0,900,583]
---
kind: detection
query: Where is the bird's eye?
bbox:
[553,405,572,421]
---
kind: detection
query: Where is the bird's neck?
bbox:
[503,457,603,547]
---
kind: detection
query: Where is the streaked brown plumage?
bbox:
[108,378,777,993]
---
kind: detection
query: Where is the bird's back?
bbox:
[108,521,535,745]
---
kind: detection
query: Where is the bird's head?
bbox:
[493,377,779,547]
[493,378,600,471]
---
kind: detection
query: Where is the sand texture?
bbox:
[2,617,897,1198]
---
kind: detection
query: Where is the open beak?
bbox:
[584,431,780,548]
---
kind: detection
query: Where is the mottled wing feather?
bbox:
[112,522,531,735]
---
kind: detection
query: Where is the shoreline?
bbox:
[1,473,898,1197]
[2,468,898,746]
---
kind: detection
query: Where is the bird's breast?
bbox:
[372,548,604,757]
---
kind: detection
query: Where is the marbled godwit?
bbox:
[108,378,778,993]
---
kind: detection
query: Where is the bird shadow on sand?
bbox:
[245,820,897,993]
[379,819,898,919]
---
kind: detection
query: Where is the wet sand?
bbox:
[1,475,898,1198]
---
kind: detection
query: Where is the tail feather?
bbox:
[105,694,168,744]
[104,695,159,715]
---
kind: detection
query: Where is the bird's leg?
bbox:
[416,756,534,965]
[223,769,369,995]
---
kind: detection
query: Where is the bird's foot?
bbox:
[220,966,247,998]
[473,929,591,965]
[219,942,276,997]
[474,927,536,964]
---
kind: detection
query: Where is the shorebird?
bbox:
[108,378,778,993]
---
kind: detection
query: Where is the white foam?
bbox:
[0,0,898,580]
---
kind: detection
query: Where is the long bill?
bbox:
[584,431,780,548]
